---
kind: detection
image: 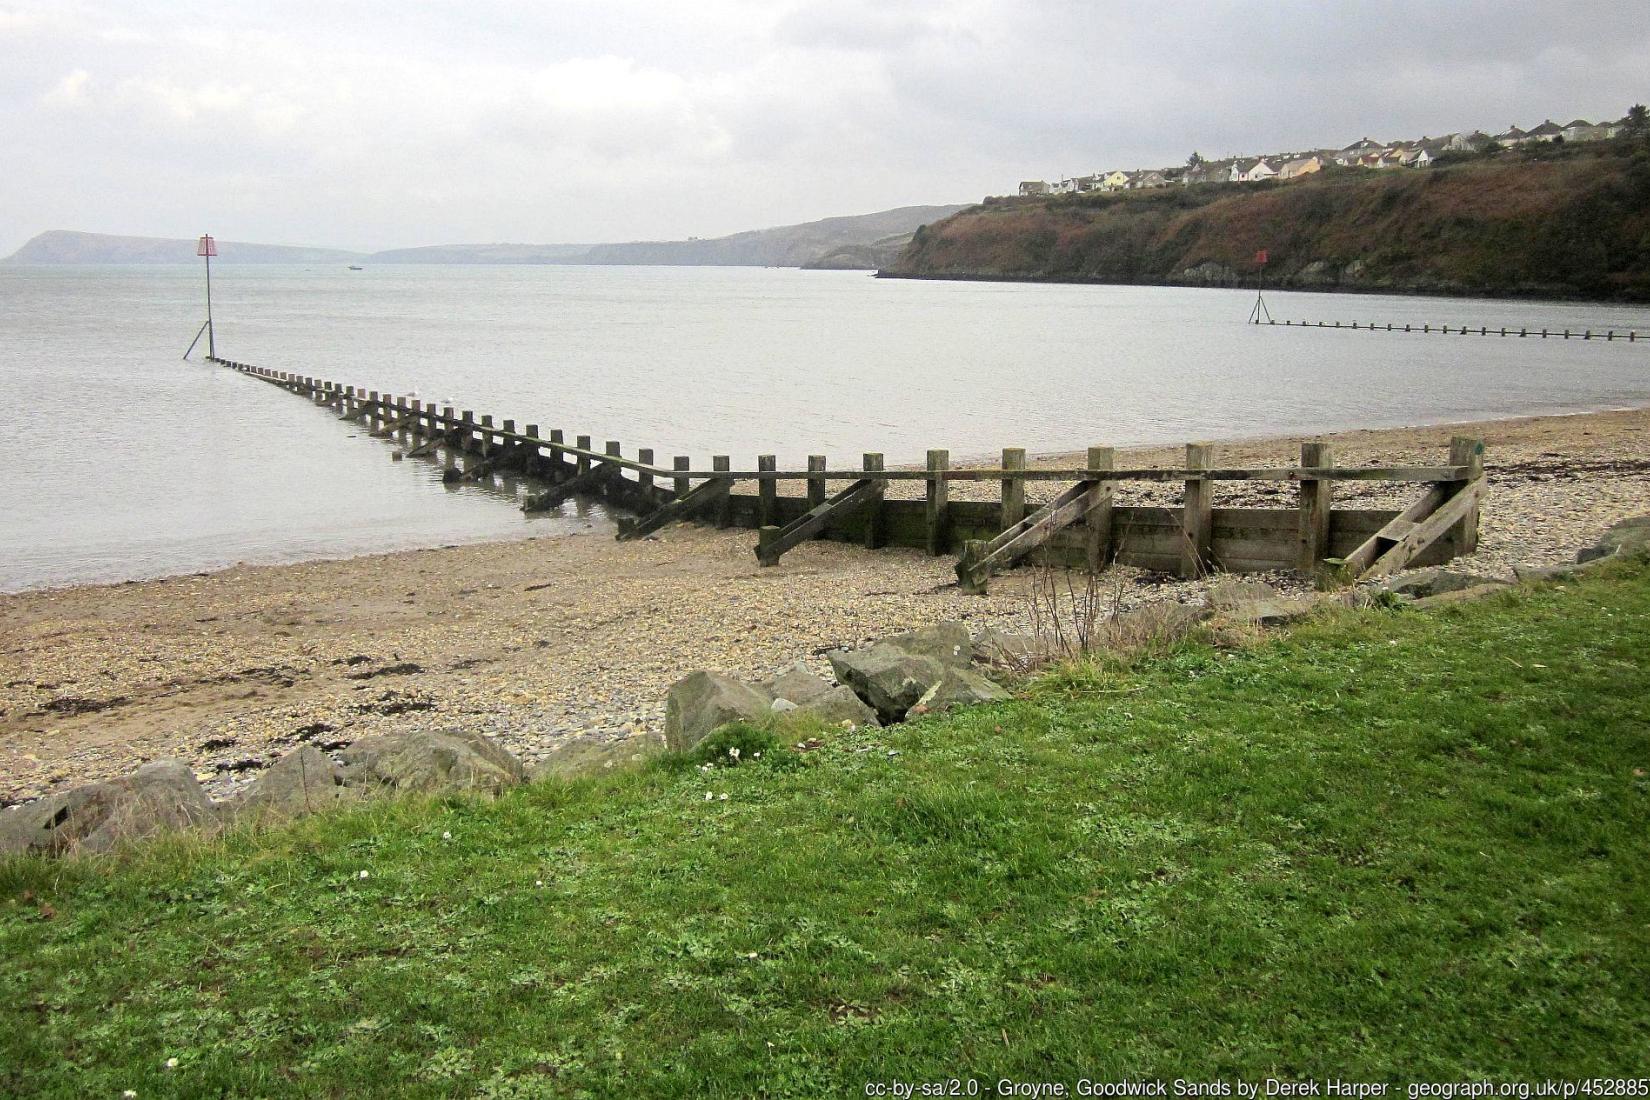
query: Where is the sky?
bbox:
[1,1,1647,255]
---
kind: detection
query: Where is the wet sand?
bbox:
[3,405,1648,805]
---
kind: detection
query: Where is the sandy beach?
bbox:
[4,404,1648,806]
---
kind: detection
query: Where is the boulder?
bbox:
[663,671,772,752]
[880,621,972,668]
[230,746,361,824]
[912,668,1011,714]
[829,646,947,724]
[1381,568,1504,600]
[1514,560,1598,582]
[0,760,217,857]
[973,627,1042,669]
[794,684,881,729]
[1577,516,1650,563]
[1206,578,1285,609]
[1409,584,1516,610]
[759,662,835,706]
[339,728,525,796]
[533,732,666,781]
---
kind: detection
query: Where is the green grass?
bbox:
[5,562,1650,1096]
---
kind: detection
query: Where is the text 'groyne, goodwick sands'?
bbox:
[208,355,1489,592]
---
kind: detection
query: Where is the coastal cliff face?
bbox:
[884,143,1650,301]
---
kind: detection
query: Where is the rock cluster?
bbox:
[664,621,1012,752]
[0,726,542,859]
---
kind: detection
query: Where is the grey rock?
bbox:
[1513,559,1607,582]
[759,661,835,706]
[663,671,772,752]
[1578,516,1650,563]
[829,645,947,724]
[0,760,217,857]
[230,746,361,824]
[879,621,972,668]
[532,732,666,781]
[1381,568,1503,600]
[339,728,525,796]
[1216,596,1320,626]
[973,627,1041,669]
[794,684,881,729]
[770,698,799,713]
[1206,578,1285,609]
[1409,584,1517,610]
[912,668,1011,714]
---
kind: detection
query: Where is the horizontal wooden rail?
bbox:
[658,465,1470,483]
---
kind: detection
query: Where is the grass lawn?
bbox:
[4,561,1649,1097]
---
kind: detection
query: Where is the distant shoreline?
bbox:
[875,268,1650,308]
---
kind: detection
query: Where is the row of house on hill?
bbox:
[1017,115,1630,197]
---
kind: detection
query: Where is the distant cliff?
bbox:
[579,205,965,268]
[4,230,365,265]
[5,204,968,270]
[883,143,1650,301]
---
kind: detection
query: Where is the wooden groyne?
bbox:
[1257,317,1645,341]
[210,356,1486,591]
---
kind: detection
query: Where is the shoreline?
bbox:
[875,267,1650,308]
[4,403,1649,806]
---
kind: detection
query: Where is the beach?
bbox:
[4,404,1648,806]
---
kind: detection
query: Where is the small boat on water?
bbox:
[348,264,363,271]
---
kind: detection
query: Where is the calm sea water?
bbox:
[2,263,1648,592]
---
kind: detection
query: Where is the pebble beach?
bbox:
[3,404,1647,806]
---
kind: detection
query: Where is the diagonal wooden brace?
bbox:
[956,480,1096,593]
[755,478,880,566]
[616,477,733,540]
[1358,480,1482,580]
[521,460,618,511]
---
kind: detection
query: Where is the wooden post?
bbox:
[1085,446,1115,572]
[479,415,495,456]
[1297,441,1333,576]
[1449,435,1485,553]
[807,456,827,510]
[925,449,950,556]
[576,435,592,476]
[524,426,540,474]
[674,456,690,498]
[713,456,732,528]
[638,448,654,493]
[606,441,622,491]
[1181,443,1214,579]
[863,453,885,549]
[459,410,475,453]
[757,455,777,527]
[1001,447,1026,532]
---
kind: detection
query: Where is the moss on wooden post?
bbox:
[926,449,950,556]
[757,455,777,527]
[807,455,827,511]
[1181,443,1214,579]
[863,453,885,549]
[713,456,731,527]
[1298,441,1333,575]
[1085,446,1115,573]
[1001,447,1026,531]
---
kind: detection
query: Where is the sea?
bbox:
[2,263,1648,593]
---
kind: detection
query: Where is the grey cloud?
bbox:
[1,0,1646,255]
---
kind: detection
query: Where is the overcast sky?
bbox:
[2,1,1646,254]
